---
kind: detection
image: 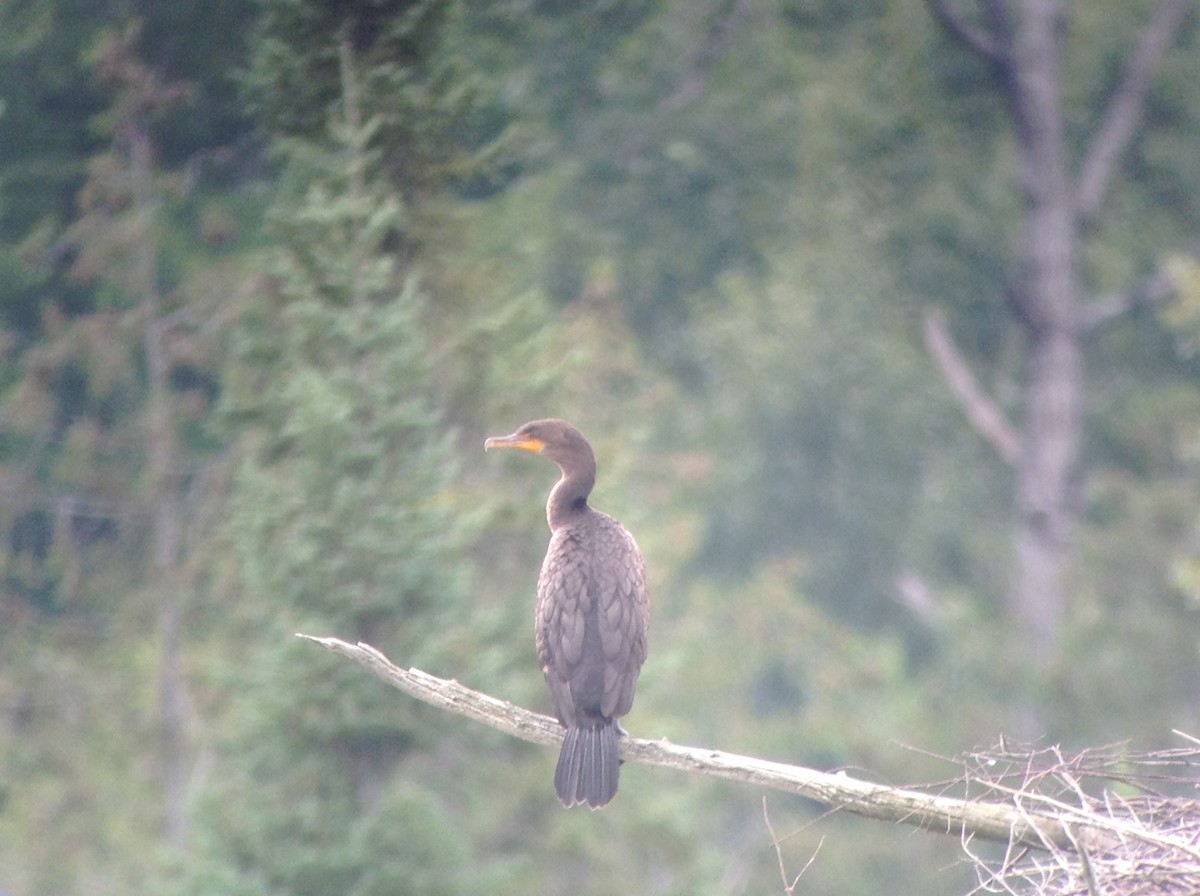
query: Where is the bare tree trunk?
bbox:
[1013,331,1081,657]
[1008,0,1082,660]
[925,0,1190,665]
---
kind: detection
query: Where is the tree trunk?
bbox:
[1007,0,1082,660]
[1014,329,1081,657]
[925,0,1191,665]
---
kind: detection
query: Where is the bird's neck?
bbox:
[547,467,595,531]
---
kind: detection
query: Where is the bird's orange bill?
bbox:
[484,433,545,453]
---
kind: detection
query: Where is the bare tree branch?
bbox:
[298,633,1109,851]
[1080,242,1200,330]
[1080,266,1178,331]
[1075,0,1194,223]
[925,0,1009,64]
[923,308,1021,465]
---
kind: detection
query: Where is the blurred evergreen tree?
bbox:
[245,0,511,202]
[0,20,248,894]
[172,28,520,896]
[0,0,255,341]
[186,121,462,896]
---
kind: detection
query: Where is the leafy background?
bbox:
[1,1,1199,894]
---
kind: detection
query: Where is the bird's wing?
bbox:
[598,532,647,719]
[536,529,591,726]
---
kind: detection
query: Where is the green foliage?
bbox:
[0,22,253,896]
[0,22,235,615]
[175,69,497,888]
[5,2,1200,895]
[246,0,507,199]
[0,0,255,335]
[676,241,1011,645]
[477,1,802,349]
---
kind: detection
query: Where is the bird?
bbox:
[485,418,648,808]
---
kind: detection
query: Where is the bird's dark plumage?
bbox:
[485,418,648,808]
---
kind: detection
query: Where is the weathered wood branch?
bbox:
[298,633,1114,853]
[923,308,1021,465]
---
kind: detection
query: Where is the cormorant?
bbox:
[485,419,648,808]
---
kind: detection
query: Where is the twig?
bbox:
[1061,822,1101,896]
[963,771,1200,861]
[957,738,1200,895]
[763,797,823,895]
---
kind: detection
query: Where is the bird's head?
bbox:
[485,418,594,471]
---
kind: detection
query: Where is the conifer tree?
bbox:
[174,38,509,896]
[0,21,237,891]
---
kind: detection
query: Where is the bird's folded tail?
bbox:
[554,721,619,808]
